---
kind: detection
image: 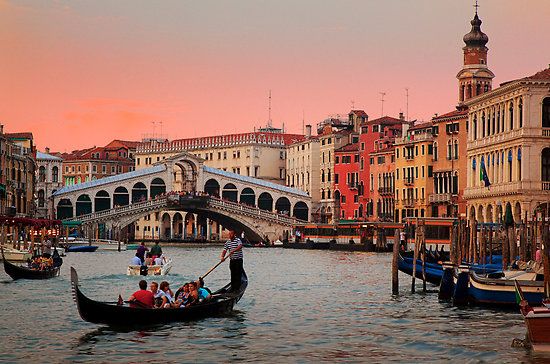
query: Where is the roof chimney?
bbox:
[399,112,404,121]
[305,124,312,138]
[45,147,50,154]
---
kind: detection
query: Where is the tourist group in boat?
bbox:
[127,277,212,309]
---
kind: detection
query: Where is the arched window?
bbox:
[481,112,486,138]
[508,150,513,182]
[509,101,514,130]
[491,109,496,135]
[433,142,438,161]
[517,148,522,181]
[496,107,501,133]
[52,166,59,183]
[327,168,331,182]
[38,166,46,182]
[321,189,325,200]
[518,98,523,128]
[321,169,325,183]
[38,189,45,207]
[473,115,477,140]
[542,148,550,182]
[453,140,459,160]
[447,140,452,160]
[543,97,550,128]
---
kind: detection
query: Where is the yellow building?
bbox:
[394,122,434,222]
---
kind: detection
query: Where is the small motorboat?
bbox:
[2,247,63,280]
[127,258,173,276]
[71,266,248,326]
[66,245,99,253]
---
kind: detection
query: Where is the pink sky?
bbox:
[1,0,550,152]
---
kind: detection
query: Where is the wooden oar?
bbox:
[201,248,238,280]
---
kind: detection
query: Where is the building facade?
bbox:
[369,142,397,222]
[464,66,550,223]
[136,131,303,184]
[359,114,407,220]
[35,149,63,218]
[62,140,137,186]
[334,143,360,220]
[394,123,434,222]
[286,125,321,204]
[316,118,357,223]
[1,128,36,217]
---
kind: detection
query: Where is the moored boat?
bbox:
[468,270,544,306]
[0,246,33,262]
[127,258,173,276]
[71,266,248,326]
[96,240,127,251]
[66,245,99,253]
[515,281,550,352]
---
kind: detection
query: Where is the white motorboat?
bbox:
[127,258,173,276]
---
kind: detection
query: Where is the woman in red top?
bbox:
[128,280,154,308]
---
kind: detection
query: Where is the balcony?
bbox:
[404,177,415,186]
[378,187,393,195]
[428,193,451,203]
[544,128,550,137]
[464,181,550,199]
[403,198,417,208]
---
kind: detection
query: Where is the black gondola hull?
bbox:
[71,267,247,326]
[3,259,61,280]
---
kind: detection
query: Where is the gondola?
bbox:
[468,270,544,306]
[70,266,248,326]
[1,247,63,280]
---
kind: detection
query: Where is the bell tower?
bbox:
[457,3,495,105]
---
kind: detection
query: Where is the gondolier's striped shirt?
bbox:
[224,238,243,260]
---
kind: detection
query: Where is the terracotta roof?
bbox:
[105,139,140,149]
[409,121,433,131]
[349,110,368,117]
[432,109,468,122]
[5,132,33,139]
[364,116,405,126]
[335,143,359,153]
[524,67,550,81]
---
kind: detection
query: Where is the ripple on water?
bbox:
[0,247,536,363]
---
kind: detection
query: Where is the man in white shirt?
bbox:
[130,254,142,266]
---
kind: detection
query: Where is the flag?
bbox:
[514,280,524,306]
[479,160,491,187]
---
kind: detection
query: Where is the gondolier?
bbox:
[220,229,244,292]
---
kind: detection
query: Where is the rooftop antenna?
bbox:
[405,88,409,121]
[351,100,355,109]
[159,121,163,139]
[151,121,156,138]
[302,110,305,135]
[268,90,272,127]
[379,92,386,117]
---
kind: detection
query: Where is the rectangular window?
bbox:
[428,166,433,177]
[354,154,359,163]
[93,165,97,173]
[361,143,365,151]
[421,145,425,155]
[111,166,115,174]
[335,156,340,164]
[334,174,339,184]
[370,157,374,165]
[373,125,379,132]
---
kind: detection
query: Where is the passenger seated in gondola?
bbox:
[184,281,199,307]
[149,281,164,308]
[130,253,142,266]
[159,281,175,308]
[128,280,154,308]
[144,252,154,266]
[198,277,212,297]
[154,254,165,266]
[174,283,190,307]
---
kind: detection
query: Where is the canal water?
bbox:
[0,247,541,363]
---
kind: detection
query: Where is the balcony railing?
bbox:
[543,128,550,137]
[403,198,417,207]
[404,177,415,186]
[428,193,451,203]
[543,182,550,191]
[378,187,393,195]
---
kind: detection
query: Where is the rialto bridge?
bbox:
[52,152,311,242]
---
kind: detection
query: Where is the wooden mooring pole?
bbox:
[392,229,400,295]
[421,220,427,293]
[411,222,419,293]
